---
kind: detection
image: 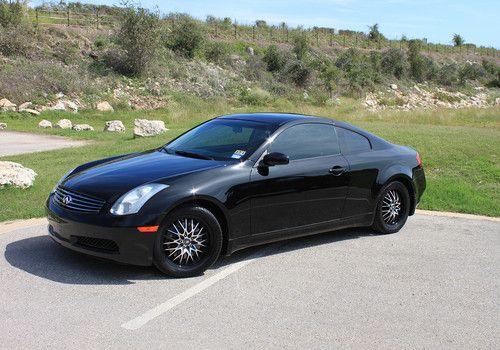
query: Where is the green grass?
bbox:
[0,99,499,221]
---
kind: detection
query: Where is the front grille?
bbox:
[53,186,105,214]
[73,236,119,253]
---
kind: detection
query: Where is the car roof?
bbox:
[217,113,392,150]
[217,113,332,126]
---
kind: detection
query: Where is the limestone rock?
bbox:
[0,122,6,130]
[0,161,37,189]
[390,84,398,90]
[55,119,72,129]
[20,108,40,116]
[72,124,94,131]
[96,101,114,112]
[18,102,33,111]
[246,46,255,55]
[38,120,52,128]
[104,120,125,133]
[0,98,16,112]
[133,119,168,138]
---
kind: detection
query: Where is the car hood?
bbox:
[62,150,226,202]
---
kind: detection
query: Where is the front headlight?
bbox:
[110,184,169,216]
[51,168,75,194]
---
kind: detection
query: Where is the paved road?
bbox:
[0,131,89,157]
[0,213,498,349]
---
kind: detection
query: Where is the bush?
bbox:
[263,45,285,72]
[336,48,376,96]
[166,16,205,58]
[204,42,228,64]
[311,56,341,97]
[437,63,459,86]
[381,48,406,79]
[459,62,486,84]
[282,59,311,87]
[408,40,426,82]
[0,0,25,28]
[239,87,272,105]
[292,34,309,60]
[115,7,160,76]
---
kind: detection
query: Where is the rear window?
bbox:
[336,127,371,154]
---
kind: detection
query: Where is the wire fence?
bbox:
[29,8,498,58]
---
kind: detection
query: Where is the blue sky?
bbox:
[32,0,500,48]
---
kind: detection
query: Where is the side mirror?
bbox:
[262,152,289,166]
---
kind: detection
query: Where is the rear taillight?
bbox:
[416,152,423,167]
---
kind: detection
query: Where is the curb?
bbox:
[415,209,500,223]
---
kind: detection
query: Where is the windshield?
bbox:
[164,119,278,161]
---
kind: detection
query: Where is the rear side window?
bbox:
[336,127,371,154]
[269,123,340,160]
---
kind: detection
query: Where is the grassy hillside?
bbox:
[0,1,498,109]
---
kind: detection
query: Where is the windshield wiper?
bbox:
[174,150,214,160]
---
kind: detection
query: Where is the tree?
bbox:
[292,34,309,60]
[166,16,205,59]
[115,6,160,76]
[368,23,385,41]
[453,34,464,46]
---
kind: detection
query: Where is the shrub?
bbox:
[204,42,228,64]
[458,62,486,84]
[381,48,406,79]
[263,45,285,72]
[115,7,160,76]
[94,35,109,49]
[282,59,311,87]
[311,56,341,97]
[239,87,272,105]
[166,16,205,59]
[408,40,426,82]
[336,48,376,96]
[292,34,309,60]
[436,63,459,86]
[0,0,25,28]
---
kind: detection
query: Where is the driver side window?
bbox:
[269,124,340,160]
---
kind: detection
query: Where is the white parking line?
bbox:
[121,247,273,330]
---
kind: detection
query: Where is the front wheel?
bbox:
[153,206,223,278]
[372,181,410,234]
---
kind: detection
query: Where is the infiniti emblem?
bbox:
[62,195,72,205]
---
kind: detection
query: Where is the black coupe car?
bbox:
[47,113,426,277]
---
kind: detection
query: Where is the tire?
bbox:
[153,205,223,278]
[371,181,410,234]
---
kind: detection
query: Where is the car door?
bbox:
[336,126,378,218]
[249,123,350,235]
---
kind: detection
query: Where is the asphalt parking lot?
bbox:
[0,213,499,349]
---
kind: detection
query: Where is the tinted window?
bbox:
[166,119,277,160]
[336,127,371,154]
[269,124,340,160]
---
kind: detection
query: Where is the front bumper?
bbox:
[46,198,157,266]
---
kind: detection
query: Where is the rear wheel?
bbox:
[372,181,410,234]
[153,206,223,278]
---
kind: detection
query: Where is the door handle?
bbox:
[329,166,346,176]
